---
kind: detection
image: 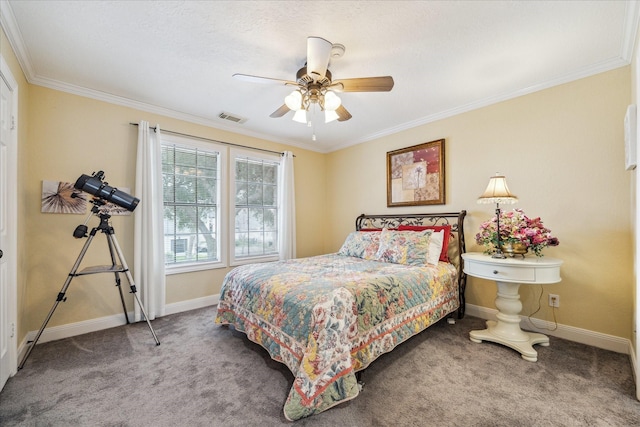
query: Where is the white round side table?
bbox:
[461,252,563,362]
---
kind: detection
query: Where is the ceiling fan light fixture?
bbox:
[292,109,308,124]
[323,90,341,111]
[285,90,303,111]
[325,109,340,123]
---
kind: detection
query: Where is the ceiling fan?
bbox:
[233,36,394,125]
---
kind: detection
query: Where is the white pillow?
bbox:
[427,230,444,266]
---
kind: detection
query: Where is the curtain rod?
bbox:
[129,123,292,157]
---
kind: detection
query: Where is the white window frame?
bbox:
[162,134,227,275]
[229,147,282,266]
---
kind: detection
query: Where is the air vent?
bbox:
[218,112,247,124]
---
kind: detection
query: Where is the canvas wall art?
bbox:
[387,139,445,206]
[41,180,87,214]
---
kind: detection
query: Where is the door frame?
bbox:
[0,53,19,388]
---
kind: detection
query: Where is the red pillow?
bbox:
[397,225,452,262]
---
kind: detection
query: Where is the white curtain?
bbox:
[133,121,166,321]
[278,151,296,260]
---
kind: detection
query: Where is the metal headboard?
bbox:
[355,211,467,318]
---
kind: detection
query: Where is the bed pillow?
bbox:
[375,228,444,266]
[397,225,452,262]
[338,231,381,260]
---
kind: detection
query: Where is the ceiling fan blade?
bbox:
[270,104,291,118]
[336,105,352,122]
[233,73,298,86]
[306,37,332,81]
[332,76,395,92]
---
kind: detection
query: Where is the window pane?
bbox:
[164,206,176,233]
[163,143,220,267]
[264,209,277,231]
[175,175,196,203]
[248,162,263,182]
[248,183,262,205]
[235,159,248,181]
[263,164,276,184]
[162,146,175,173]
[248,232,264,255]
[199,152,218,172]
[263,184,276,206]
[248,208,263,231]
[163,173,175,202]
[233,155,280,260]
[175,148,196,167]
[235,208,248,232]
[235,182,248,205]
[235,232,249,256]
[264,232,277,252]
[176,206,197,233]
[197,177,217,204]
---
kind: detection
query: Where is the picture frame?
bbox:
[387,139,445,207]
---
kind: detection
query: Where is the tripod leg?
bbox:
[114,274,130,324]
[18,232,98,370]
[106,233,130,324]
[107,233,160,346]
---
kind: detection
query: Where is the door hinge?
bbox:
[10,116,16,130]
[10,322,15,338]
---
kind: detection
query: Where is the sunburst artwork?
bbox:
[41,180,87,214]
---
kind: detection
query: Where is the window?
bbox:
[231,149,280,264]
[162,136,226,273]
[161,137,283,272]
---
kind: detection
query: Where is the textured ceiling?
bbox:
[1,1,638,153]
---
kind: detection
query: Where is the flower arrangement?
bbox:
[475,208,559,256]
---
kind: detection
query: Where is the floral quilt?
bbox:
[215,254,458,420]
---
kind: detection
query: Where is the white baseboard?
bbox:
[18,294,221,363]
[465,303,632,355]
[164,294,219,315]
[17,299,632,363]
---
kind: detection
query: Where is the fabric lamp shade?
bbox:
[477,174,518,204]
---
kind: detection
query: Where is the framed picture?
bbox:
[387,139,445,207]
[41,180,87,214]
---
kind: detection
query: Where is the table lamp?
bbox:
[477,173,518,258]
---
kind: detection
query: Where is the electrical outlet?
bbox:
[548,294,560,308]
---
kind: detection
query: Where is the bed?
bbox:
[215,211,467,420]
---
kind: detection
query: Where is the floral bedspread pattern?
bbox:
[215,254,458,420]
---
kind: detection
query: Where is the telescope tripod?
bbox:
[18,210,160,370]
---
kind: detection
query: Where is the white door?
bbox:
[0,56,18,391]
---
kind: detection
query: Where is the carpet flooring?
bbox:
[1,306,639,426]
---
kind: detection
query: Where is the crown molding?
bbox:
[3,0,638,156]
[0,0,35,81]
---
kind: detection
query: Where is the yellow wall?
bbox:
[326,67,633,339]
[22,85,327,333]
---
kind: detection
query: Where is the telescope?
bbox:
[74,171,139,212]
[18,171,159,370]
